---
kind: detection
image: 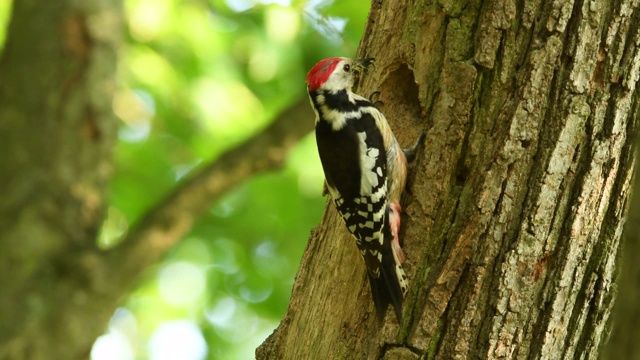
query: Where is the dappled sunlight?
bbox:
[205,297,278,352]
[205,297,278,359]
[148,321,208,360]
[265,7,300,43]
[208,238,244,274]
[158,262,207,306]
[191,78,265,138]
[126,0,172,41]
[238,277,274,303]
[252,240,290,278]
[205,296,236,326]
[172,158,203,181]
[249,48,279,83]
[0,0,10,49]
[97,206,129,249]
[209,199,236,218]
[211,309,259,343]
[172,237,213,265]
[91,330,134,360]
[90,0,369,358]
[127,47,179,90]
[113,89,155,142]
[179,6,226,60]
[91,308,137,360]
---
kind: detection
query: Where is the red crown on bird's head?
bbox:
[305,57,344,92]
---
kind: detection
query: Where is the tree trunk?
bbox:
[257,0,639,358]
[0,1,122,359]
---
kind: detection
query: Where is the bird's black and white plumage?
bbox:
[306,57,409,324]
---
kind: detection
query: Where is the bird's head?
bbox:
[305,57,374,93]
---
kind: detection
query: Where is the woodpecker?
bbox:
[306,57,418,324]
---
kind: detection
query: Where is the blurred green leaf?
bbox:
[114,0,372,354]
[0,0,370,358]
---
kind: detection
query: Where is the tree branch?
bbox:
[103,97,314,287]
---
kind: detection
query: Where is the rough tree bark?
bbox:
[257,0,640,359]
[0,1,314,359]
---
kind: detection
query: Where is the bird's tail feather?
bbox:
[367,227,406,325]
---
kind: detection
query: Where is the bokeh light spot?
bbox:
[249,49,279,83]
[252,240,288,277]
[127,0,171,41]
[91,308,137,360]
[113,89,155,142]
[158,262,206,306]
[239,281,273,303]
[266,7,299,43]
[91,330,134,360]
[97,207,129,249]
[148,321,207,360]
[205,297,237,326]
[191,79,264,136]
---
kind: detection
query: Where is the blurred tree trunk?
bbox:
[0,1,122,359]
[257,0,639,359]
[0,1,317,359]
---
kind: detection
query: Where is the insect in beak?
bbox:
[353,58,375,74]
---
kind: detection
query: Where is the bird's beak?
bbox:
[354,58,375,74]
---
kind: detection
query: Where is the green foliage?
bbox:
[96,0,370,359]
[0,0,369,357]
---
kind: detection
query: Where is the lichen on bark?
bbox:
[258,0,640,359]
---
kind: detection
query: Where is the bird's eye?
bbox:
[343,64,351,72]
